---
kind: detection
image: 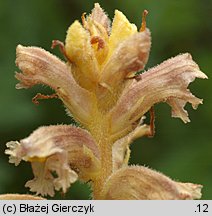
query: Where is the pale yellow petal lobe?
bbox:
[109,10,137,53]
[65,21,99,91]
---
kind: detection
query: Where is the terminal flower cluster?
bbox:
[5,3,207,199]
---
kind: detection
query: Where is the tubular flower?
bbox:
[102,166,202,200]
[6,125,100,197]
[6,3,207,199]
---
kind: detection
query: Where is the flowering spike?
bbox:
[6,3,207,200]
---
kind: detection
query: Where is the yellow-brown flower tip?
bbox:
[0,194,45,200]
[102,166,202,200]
[5,125,100,197]
[65,3,151,95]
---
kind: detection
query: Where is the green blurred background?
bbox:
[0,0,211,199]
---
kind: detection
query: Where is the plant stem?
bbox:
[92,140,112,199]
[90,115,113,199]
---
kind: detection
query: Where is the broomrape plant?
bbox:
[4,3,207,200]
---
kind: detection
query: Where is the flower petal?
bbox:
[65,21,99,90]
[25,161,57,197]
[15,45,96,126]
[81,3,111,65]
[25,157,78,197]
[100,30,151,88]
[84,18,109,65]
[102,166,202,200]
[90,3,111,34]
[109,10,137,53]
[110,53,208,135]
[5,141,22,166]
[6,125,100,196]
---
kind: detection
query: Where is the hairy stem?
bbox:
[89,115,113,199]
[92,141,112,199]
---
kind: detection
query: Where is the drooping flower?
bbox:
[6,3,207,199]
[6,125,100,197]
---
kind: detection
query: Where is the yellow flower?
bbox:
[6,3,207,199]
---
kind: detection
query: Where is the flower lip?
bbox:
[17,138,62,163]
[5,139,62,165]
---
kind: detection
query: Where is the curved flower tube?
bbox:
[110,53,207,136]
[15,45,97,127]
